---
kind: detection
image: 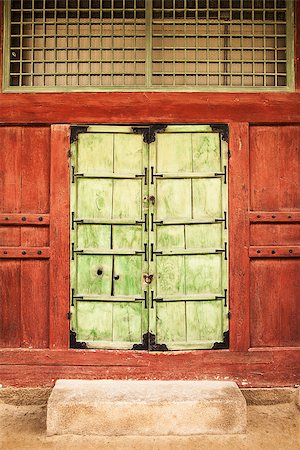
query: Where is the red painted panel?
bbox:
[49,125,70,349]
[20,260,49,348]
[0,226,21,246]
[250,224,300,245]
[21,227,49,246]
[0,127,22,212]
[21,127,50,213]
[250,259,300,347]
[0,260,21,347]
[250,126,300,211]
[228,123,250,351]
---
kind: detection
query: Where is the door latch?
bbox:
[143,195,155,205]
[143,274,154,284]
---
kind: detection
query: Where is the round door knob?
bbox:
[114,275,120,280]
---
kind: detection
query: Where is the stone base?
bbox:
[47,379,247,436]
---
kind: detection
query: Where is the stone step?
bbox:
[47,379,247,436]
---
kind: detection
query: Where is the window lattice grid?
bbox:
[9,0,147,87]
[6,0,293,90]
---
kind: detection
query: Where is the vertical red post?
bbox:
[49,125,70,349]
[295,0,300,91]
[228,123,250,351]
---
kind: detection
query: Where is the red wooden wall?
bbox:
[0,0,299,386]
[0,127,50,348]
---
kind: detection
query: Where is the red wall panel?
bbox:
[249,125,300,348]
[0,126,51,348]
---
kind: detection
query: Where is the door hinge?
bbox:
[215,288,227,307]
[212,330,229,349]
[70,330,88,349]
[215,165,227,184]
[215,211,227,229]
[67,311,72,320]
[132,124,167,144]
[68,149,72,158]
[135,243,148,261]
[132,332,168,351]
[210,124,229,143]
[70,126,88,144]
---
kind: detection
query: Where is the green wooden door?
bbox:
[70,125,228,350]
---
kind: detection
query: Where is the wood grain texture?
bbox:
[0,348,298,387]
[20,260,49,348]
[1,93,300,124]
[49,125,70,349]
[250,224,300,245]
[250,259,300,347]
[249,211,300,222]
[228,123,250,351]
[0,247,50,258]
[249,246,300,257]
[0,261,21,347]
[20,127,51,213]
[0,127,22,212]
[250,126,300,211]
[21,227,49,246]
[0,214,50,225]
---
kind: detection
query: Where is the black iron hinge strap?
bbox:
[215,288,228,307]
[135,243,148,262]
[215,211,227,229]
[216,242,227,260]
[136,213,148,232]
[150,243,163,261]
[215,165,227,184]
[150,166,163,184]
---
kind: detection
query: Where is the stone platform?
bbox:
[47,379,247,436]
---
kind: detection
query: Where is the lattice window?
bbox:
[3,0,294,91]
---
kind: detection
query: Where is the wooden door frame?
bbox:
[50,122,249,352]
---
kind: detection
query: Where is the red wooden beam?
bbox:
[249,246,300,258]
[249,211,300,223]
[0,348,298,388]
[49,125,70,350]
[0,214,50,225]
[1,93,300,124]
[0,247,50,258]
[229,123,250,352]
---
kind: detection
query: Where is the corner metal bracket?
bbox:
[212,330,229,349]
[70,330,88,349]
[70,126,89,144]
[132,125,167,144]
[132,332,168,351]
[210,124,229,143]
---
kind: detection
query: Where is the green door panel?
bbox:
[71,125,228,350]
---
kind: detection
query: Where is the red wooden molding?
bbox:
[249,246,300,258]
[0,214,50,225]
[229,123,251,352]
[1,93,300,124]
[0,348,299,387]
[49,124,70,350]
[249,211,300,223]
[0,247,50,258]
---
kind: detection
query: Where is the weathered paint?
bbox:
[71,126,228,350]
